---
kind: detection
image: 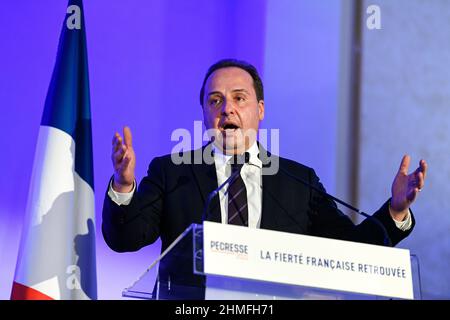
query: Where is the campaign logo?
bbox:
[209,240,249,260]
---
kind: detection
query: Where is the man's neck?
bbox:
[212,141,257,156]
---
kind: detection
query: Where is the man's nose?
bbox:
[221,98,235,115]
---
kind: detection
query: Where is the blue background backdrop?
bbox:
[1,0,448,299]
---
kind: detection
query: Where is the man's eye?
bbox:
[236,96,245,102]
[210,98,222,106]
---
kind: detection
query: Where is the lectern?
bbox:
[123,222,421,300]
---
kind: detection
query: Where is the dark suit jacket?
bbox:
[102,143,414,295]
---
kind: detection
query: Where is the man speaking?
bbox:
[102,59,427,296]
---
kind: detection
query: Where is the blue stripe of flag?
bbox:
[40,0,94,190]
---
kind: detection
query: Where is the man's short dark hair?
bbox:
[199,59,264,107]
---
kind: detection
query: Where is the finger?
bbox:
[113,146,126,164]
[407,187,420,202]
[420,159,428,180]
[123,126,133,148]
[412,188,419,200]
[112,132,123,145]
[413,160,428,183]
[416,171,425,190]
[112,133,123,153]
[112,132,119,145]
[398,155,411,175]
[121,154,131,168]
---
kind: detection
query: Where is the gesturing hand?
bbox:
[111,126,136,193]
[390,155,427,221]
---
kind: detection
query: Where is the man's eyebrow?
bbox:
[207,91,222,97]
[231,88,249,94]
[206,88,250,97]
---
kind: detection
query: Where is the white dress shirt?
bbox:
[108,142,412,231]
[212,142,262,228]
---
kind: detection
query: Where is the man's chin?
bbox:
[214,138,245,155]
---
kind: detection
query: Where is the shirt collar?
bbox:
[212,141,262,169]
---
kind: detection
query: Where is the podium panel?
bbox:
[122,223,422,300]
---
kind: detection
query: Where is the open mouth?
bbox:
[220,121,240,133]
[223,123,239,131]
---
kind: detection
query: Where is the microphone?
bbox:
[278,167,392,247]
[201,152,250,223]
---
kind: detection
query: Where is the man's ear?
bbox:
[258,100,265,121]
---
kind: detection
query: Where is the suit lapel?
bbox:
[189,142,287,227]
[258,144,283,230]
[190,143,221,223]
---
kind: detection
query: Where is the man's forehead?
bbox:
[206,67,254,91]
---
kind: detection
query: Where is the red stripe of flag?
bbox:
[11,281,54,300]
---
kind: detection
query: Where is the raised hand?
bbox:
[111,126,136,193]
[390,155,427,221]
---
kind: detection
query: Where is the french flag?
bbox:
[11,0,97,300]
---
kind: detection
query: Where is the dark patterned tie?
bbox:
[227,161,248,226]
